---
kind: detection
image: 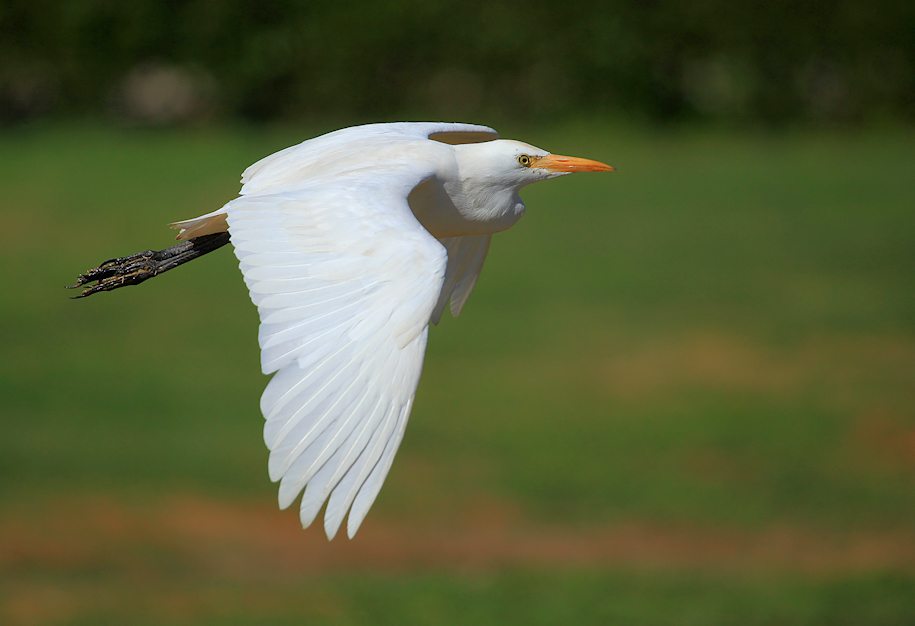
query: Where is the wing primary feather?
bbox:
[324,409,398,537]
[263,340,364,448]
[298,393,387,529]
[318,344,414,537]
[267,345,383,478]
[263,324,390,447]
[346,395,415,538]
[260,330,363,420]
[267,370,365,482]
[277,387,380,509]
[280,340,395,484]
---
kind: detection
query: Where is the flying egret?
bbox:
[70,122,613,539]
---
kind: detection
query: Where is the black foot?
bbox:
[67,232,231,298]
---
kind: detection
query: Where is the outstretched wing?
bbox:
[226,169,448,540]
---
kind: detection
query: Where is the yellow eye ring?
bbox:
[517,154,532,167]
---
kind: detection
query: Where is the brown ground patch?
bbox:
[848,407,915,471]
[2,492,914,580]
[3,494,915,625]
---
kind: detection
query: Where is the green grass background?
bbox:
[1,121,914,624]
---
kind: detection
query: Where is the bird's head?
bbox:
[431,137,614,236]
[455,139,614,190]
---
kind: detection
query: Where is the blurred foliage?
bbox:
[1,0,913,125]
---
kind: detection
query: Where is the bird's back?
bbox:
[239,122,498,196]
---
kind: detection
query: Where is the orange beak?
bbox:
[535,154,615,173]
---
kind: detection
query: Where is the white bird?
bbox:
[71,122,613,539]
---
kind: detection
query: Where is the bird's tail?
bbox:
[170,208,229,240]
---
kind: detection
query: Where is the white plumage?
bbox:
[168,122,612,539]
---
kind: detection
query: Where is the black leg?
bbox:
[68,231,231,298]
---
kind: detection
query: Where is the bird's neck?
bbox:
[408,177,525,239]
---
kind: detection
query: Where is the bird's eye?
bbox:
[517,154,532,167]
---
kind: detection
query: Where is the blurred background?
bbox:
[3,0,915,126]
[2,1,914,624]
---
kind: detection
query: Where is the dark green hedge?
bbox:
[1,0,913,124]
